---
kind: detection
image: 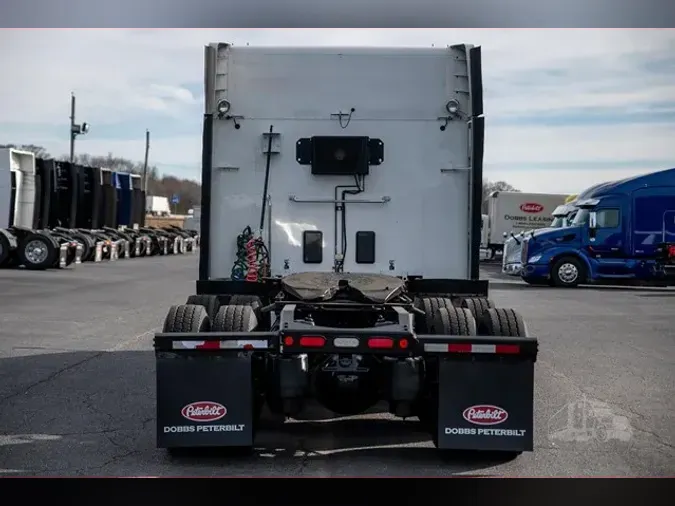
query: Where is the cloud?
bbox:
[1,29,674,192]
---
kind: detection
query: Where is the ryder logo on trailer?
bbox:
[520,202,544,213]
[463,405,508,426]
[181,401,227,422]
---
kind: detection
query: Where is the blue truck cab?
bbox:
[520,168,675,287]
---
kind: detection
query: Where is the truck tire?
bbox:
[418,306,477,444]
[229,295,264,326]
[415,296,455,333]
[69,232,96,262]
[0,233,11,267]
[460,297,495,322]
[212,304,258,332]
[550,256,585,288]
[16,233,58,270]
[162,304,211,333]
[229,294,262,312]
[185,294,220,321]
[429,306,477,336]
[477,308,529,337]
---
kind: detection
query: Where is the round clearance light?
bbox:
[446,99,460,114]
[217,99,231,115]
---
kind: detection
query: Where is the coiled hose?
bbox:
[231,226,270,281]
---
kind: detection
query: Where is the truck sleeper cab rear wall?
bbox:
[199,44,484,283]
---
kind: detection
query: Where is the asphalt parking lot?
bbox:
[0,256,673,476]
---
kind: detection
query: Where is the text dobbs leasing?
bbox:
[504,214,553,223]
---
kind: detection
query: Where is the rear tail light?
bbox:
[334,337,359,348]
[367,337,394,349]
[299,336,326,348]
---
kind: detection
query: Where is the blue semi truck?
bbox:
[520,168,675,287]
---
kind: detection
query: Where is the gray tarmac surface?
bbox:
[0,256,673,476]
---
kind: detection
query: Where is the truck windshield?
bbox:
[550,216,566,228]
[572,208,591,226]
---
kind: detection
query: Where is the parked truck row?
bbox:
[1,148,199,270]
[503,169,675,287]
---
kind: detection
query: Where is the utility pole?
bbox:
[142,129,150,192]
[69,92,90,162]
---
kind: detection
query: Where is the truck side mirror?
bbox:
[589,211,597,229]
[588,211,597,239]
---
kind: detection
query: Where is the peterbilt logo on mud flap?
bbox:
[462,405,508,425]
[520,203,544,213]
[181,401,227,422]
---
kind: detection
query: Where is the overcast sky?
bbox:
[1,29,674,193]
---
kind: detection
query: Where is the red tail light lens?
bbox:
[299,336,326,347]
[367,337,394,349]
[283,336,294,346]
[399,338,409,349]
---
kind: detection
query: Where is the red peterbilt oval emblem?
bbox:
[462,405,508,425]
[520,202,544,213]
[181,401,227,422]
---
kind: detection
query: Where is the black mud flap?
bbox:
[156,352,255,449]
[436,356,535,452]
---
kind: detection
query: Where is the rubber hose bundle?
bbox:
[231,226,270,281]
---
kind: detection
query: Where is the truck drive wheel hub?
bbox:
[558,263,578,283]
[25,240,48,264]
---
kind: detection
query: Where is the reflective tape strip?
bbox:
[219,340,268,349]
[174,341,206,350]
[172,340,268,350]
[423,343,520,354]
[469,344,496,354]
[424,343,449,353]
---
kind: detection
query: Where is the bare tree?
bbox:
[0,143,51,158]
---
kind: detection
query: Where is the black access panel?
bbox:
[295,136,384,175]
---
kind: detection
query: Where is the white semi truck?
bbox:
[482,191,569,258]
[152,43,539,458]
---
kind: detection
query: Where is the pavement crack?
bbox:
[0,352,105,405]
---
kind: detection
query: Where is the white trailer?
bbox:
[146,195,171,216]
[483,191,568,257]
[153,43,539,457]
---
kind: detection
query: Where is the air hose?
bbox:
[230,125,274,282]
[230,226,270,281]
